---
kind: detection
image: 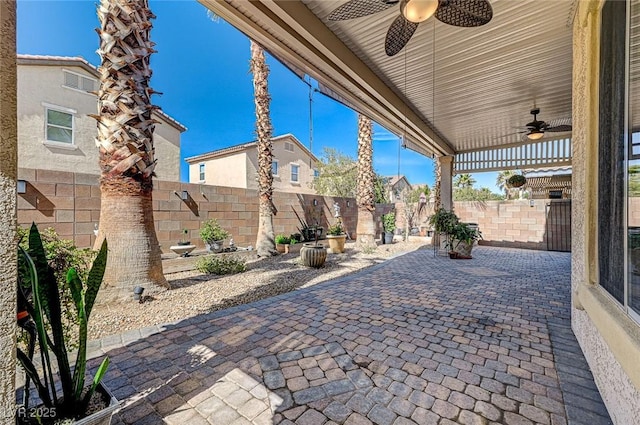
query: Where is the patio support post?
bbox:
[0,1,17,423]
[439,155,454,211]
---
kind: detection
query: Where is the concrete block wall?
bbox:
[453,199,570,250]
[16,168,389,251]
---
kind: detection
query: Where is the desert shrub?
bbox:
[196,255,247,275]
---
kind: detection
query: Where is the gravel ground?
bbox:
[89,240,429,340]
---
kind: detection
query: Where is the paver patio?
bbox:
[86,246,612,425]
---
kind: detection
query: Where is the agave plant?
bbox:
[17,224,109,420]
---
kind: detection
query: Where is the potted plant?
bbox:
[326,221,347,253]
[287,234,302,254]
[200,218,229,253]
[449,222,483,258]
[275,234,291,254]
[17,224,118,424]
[383,212,396,244]
[300,227,327,268]
[507,174,527,188]
[177,228,191,246]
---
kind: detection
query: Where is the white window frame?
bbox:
[199,163,205,182]
[43,103,76,149]
[272,160,279,176]
[62,69,97,96]
[291,163,300,183]
[285,142,294,152]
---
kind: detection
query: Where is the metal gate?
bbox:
[546,200,571,252]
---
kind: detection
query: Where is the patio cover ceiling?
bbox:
[200,0,575,160]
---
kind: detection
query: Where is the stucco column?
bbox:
[439,155,454,211]
[0,1,17,423]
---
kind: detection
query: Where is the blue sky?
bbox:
[17,0,500,192]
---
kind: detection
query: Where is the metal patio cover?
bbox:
[200,0,574,159]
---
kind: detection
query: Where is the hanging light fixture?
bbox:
[400,0,438,23]
[527,130,544,140]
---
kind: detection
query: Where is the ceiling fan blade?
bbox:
[435,0,493,27]
[385,15,419,56]
[545,124,572,132]
[328,0,397,21]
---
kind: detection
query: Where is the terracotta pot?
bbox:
[276,243,287,254]
[300,243,327,268]
[326,234,347,253]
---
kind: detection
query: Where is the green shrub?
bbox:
[289,234,300,244]
[200,218,230,243]
[17,226,96,350]
[196,255,247,275]
[383,212,396,233]
[275,234,291,244]
[327,222,344,236]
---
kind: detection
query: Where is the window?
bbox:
[45,106,74,144]
[628,0,640,317]
[291,164,299,182]
[272,160,279,176]
[199,163,205,181]
[285,142,294,152]
[313,169,320,178]
[63,70,96,93]
[598,0,640,318]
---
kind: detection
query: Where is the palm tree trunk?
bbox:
[356,115,376,249]
[250,41,278,257]
[0,0,17,414]
[94,0,168,299]
[433,158,442,210]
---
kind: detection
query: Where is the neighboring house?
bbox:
[523,166,572,199]
[17,55,186,181]
[384,175,412,201]
[185,134,318,194]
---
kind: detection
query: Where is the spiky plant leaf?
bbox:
[17,349,52,407]
[84,240,108,319]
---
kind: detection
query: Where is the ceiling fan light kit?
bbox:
[328,0,493,56]
[527,130,544,140]
[401,0,438,23]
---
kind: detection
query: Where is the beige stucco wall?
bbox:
[189,152,248,188]
[571,2,640,424]
[189,136,317,194]
[17,63,182,180]
[0,3,17,422]
[246,137,316,194]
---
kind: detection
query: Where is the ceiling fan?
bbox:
[327,0,493,56]
[517,108,573,140]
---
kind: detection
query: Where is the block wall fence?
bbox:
[16,168,583,252]
[16,168,393,251]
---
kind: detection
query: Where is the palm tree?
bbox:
[355,115,376,249]
[250,40,278,257]
[454,173,476,189]
[433,158,442,210]
[496,170,516,199]
[93,0,168,298]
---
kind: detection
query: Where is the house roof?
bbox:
[523,166,572,179]
[385,175,411,188]
[184,133,319,164]
[17,54,187,133]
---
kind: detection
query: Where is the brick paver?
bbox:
[78,246,612,424]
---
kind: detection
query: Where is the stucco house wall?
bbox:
[187,134,317,194]
[571,2,640,424]
[16,55,185,181]
[189,151,248,188]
